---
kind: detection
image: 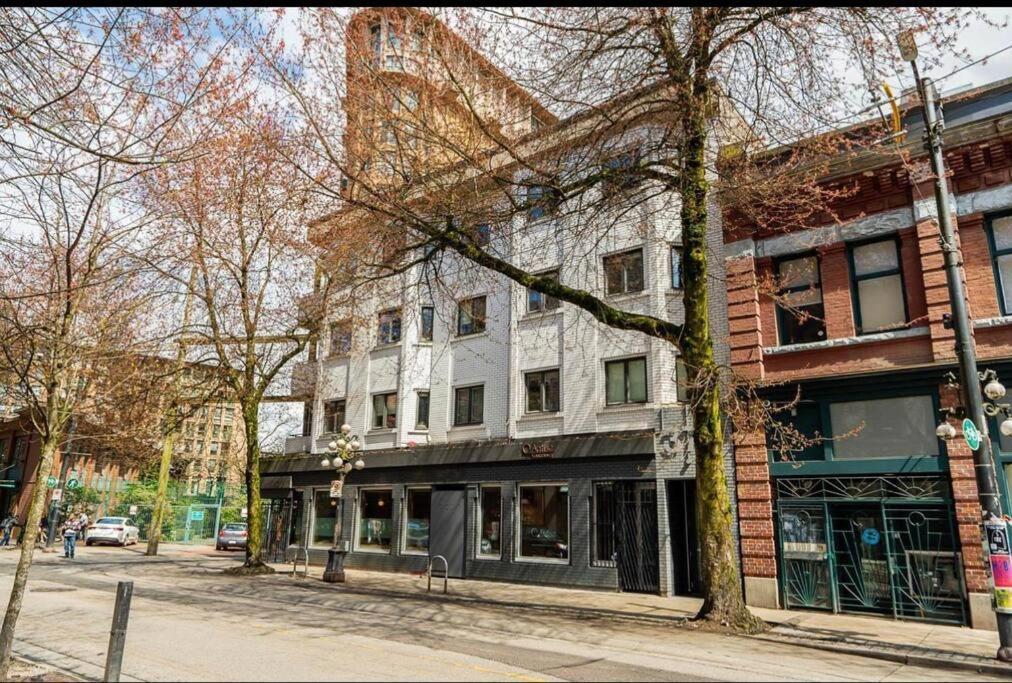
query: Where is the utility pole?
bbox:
[899,30,1012,660]
[146,266,197,556]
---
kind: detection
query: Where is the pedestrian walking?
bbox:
[77,510,89,541]
[0,512,16,547]
[60,516,80,558]
[37,516,48,546]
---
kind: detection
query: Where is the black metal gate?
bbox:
[616,481,659,593]
[261,495,301,563]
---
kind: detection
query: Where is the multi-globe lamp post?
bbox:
[320,423,363,583]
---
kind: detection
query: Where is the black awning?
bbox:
[260,475,293,496]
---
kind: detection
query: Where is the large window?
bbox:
[454,385,484,426]
[525,369,560,413]
[988,212,1012,315]
[403,488,431,554]
[457,296,486,336]
[527,271,560,313]
[329,321,352,357]
[357,489,393,552]
[372,393,397,429]
[776,254,826,345]
[378,309,402,345]
[604,249,644,295]
[850,239,906,334]
[420,306,434,342]
[477,486,502,558]
[518,484,569,561]
[605,357,647,405]
[601,151,641,196]
[592,482,617,566]
[311,490,338,547]
[322,399,346,434]
[829,395,939,459]
[415,391,430,430]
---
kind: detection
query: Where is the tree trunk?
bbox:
[680,83,765,633]
[0,435,59,677]
[229,400,271,575]
[145,428,176,556]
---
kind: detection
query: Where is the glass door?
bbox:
[779,504,833,609]
[830,504,891,616]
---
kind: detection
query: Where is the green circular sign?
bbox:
[46,476,57,489]
[963,418,982,450]
[66,478,81,490]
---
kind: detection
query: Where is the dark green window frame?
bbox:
[766,388,947,476]
[773,252,826,346]
[847,236,908,335]
[986,210,1012,316]
[454,385,484,425]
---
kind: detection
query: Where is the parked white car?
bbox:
[85,517,140,547]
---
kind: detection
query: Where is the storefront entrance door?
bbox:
[830,505,891,616]
[616,481,659,593]
[430,486,466,578]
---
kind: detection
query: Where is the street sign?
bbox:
[128,505,138,516]
[51,488,63,502]
[66,478,82,491]
[240,507,247,518]
[0,480,15,489]
[189,509,205,522]
[46,476,57,489]
[963,418,982,450]
[330,479,344,499]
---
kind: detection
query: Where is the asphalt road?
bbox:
[0,545,1004,682]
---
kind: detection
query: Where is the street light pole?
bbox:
[321,424,363,583]
[900,31,1012,658]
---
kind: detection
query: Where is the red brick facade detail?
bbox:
[816,243,855,339]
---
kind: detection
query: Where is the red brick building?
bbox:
[725,78,1012,630]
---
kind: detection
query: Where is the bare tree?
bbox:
[268,6,977,630]
[146,104,321,573]
[0,10,242,673]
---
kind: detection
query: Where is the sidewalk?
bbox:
[271,561,1012,677]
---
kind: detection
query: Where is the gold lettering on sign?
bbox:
[521,442,554,459]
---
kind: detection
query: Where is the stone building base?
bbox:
[744,576,780,609]
[969,592,999,631]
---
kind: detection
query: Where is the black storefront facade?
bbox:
[260,431,703,595]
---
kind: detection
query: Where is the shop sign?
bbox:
[330,479,344,498]
[861,528,880,545]
[521,441,554,459]
[987,521,1011,555]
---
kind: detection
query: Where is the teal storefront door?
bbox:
[777,476,967,625]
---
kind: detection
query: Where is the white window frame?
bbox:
[401,486,432,556]
[515,481,571,565]
[353,486,394,554]
[475,484,503,560]
[604,355,649,406]
[523,367,561,414]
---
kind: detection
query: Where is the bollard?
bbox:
[103,581,133,682]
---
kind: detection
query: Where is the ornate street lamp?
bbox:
[321,423,363,583]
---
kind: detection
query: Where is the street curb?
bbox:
[755,629,1012,679]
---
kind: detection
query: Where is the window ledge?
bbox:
[366,428,396,435]
[974,316,1012,329]
[605,290,649,303]
[372,342,401,352]
[518,412,564,423]
[599,403,652,413]
[323,354,350,363]
[521,308,563,322]
[763,325,929,356]
[452,330,490,342]
[447,425,486,439]
[414,341,433,347]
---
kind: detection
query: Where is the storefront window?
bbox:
[517,484,569,561]
[403,488,431,554]
[829,395,938,459]
[592,482,616,565]
[477,486,502,558]
[312,490,337,546]
[357,488,393,552]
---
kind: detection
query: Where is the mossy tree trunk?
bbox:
[241,399,267,571]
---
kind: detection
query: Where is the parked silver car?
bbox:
[85,517,140,547]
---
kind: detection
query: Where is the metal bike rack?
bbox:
[427,555,448,594]
[287,544,309,579]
